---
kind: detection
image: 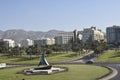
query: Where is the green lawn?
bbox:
[96,50,120,62]
[0,52,85,64]
[0,65,109,80]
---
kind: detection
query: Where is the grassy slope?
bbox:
[0,52,85,64]
[47,52,84,62]
[96,50,120,62]
[0,65,109,80]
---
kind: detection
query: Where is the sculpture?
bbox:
[38,51,49,66]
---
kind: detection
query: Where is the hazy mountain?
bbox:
[0,29,65,42]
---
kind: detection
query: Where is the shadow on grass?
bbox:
[63,53,78,58]
[109,52,120,58]
[10,57,38,62]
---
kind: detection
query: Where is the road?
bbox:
[72,51,120,80]
[80,51,120,80]
[54,51,120,80]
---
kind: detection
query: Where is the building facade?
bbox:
[1,39,15,47]
[21,39,34,48]
[34,38,55,46]
[82,27,104,43]
[55,32,74,45]
[0,39,9,48]
[106,25,120,44]
[73,29,77,44]
[77,31,83,43]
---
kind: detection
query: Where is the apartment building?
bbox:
[106,25,120,44]
[1,39,15,47]
[55,32,74,45]
[82,27,104,43]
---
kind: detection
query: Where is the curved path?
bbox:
[94,62,120,80]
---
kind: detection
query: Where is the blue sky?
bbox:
[0,0,120,32]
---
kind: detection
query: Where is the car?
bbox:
[85,60,94,64]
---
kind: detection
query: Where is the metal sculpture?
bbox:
[38,51,49,66]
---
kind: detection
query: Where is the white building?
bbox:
[21,39,34,48]
[78,34,82,40]
[3,39,15,47]
[47,38,55,45]
[34,38,55,46]
[82,27,104,43]
[77,31,83,41]
[15,43,21,47]
[55,32,74,45]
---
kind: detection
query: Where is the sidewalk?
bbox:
[99,66,118,80]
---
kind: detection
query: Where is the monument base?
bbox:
[24,66,67,75]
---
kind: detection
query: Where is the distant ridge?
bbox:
[0,29,65,43]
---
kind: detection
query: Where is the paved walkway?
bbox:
[99,66,118,80]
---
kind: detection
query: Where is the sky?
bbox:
[0,0,120,32]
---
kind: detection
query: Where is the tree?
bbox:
[0,46,9,54]
[33,45,42,56]
[46,49,52,56]
[113,41,120,48]
[10,47,20,56]
[26,46,33,59]
[93,40,108,55]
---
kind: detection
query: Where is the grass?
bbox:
[0,52,86,64]
[95,50,120,62]
[0,65,109,80]
[47,52,85,62]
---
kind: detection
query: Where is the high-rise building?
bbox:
[106,25,120,44]
[55,32,74,45]
[73,29,77,44]
[82,27,104,43]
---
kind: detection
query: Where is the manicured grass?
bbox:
[0,65,109,80]
[0,52,85,64]
[47,52,85,62]
[96,50,120,62]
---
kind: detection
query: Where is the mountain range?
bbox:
[0,29,66,43]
